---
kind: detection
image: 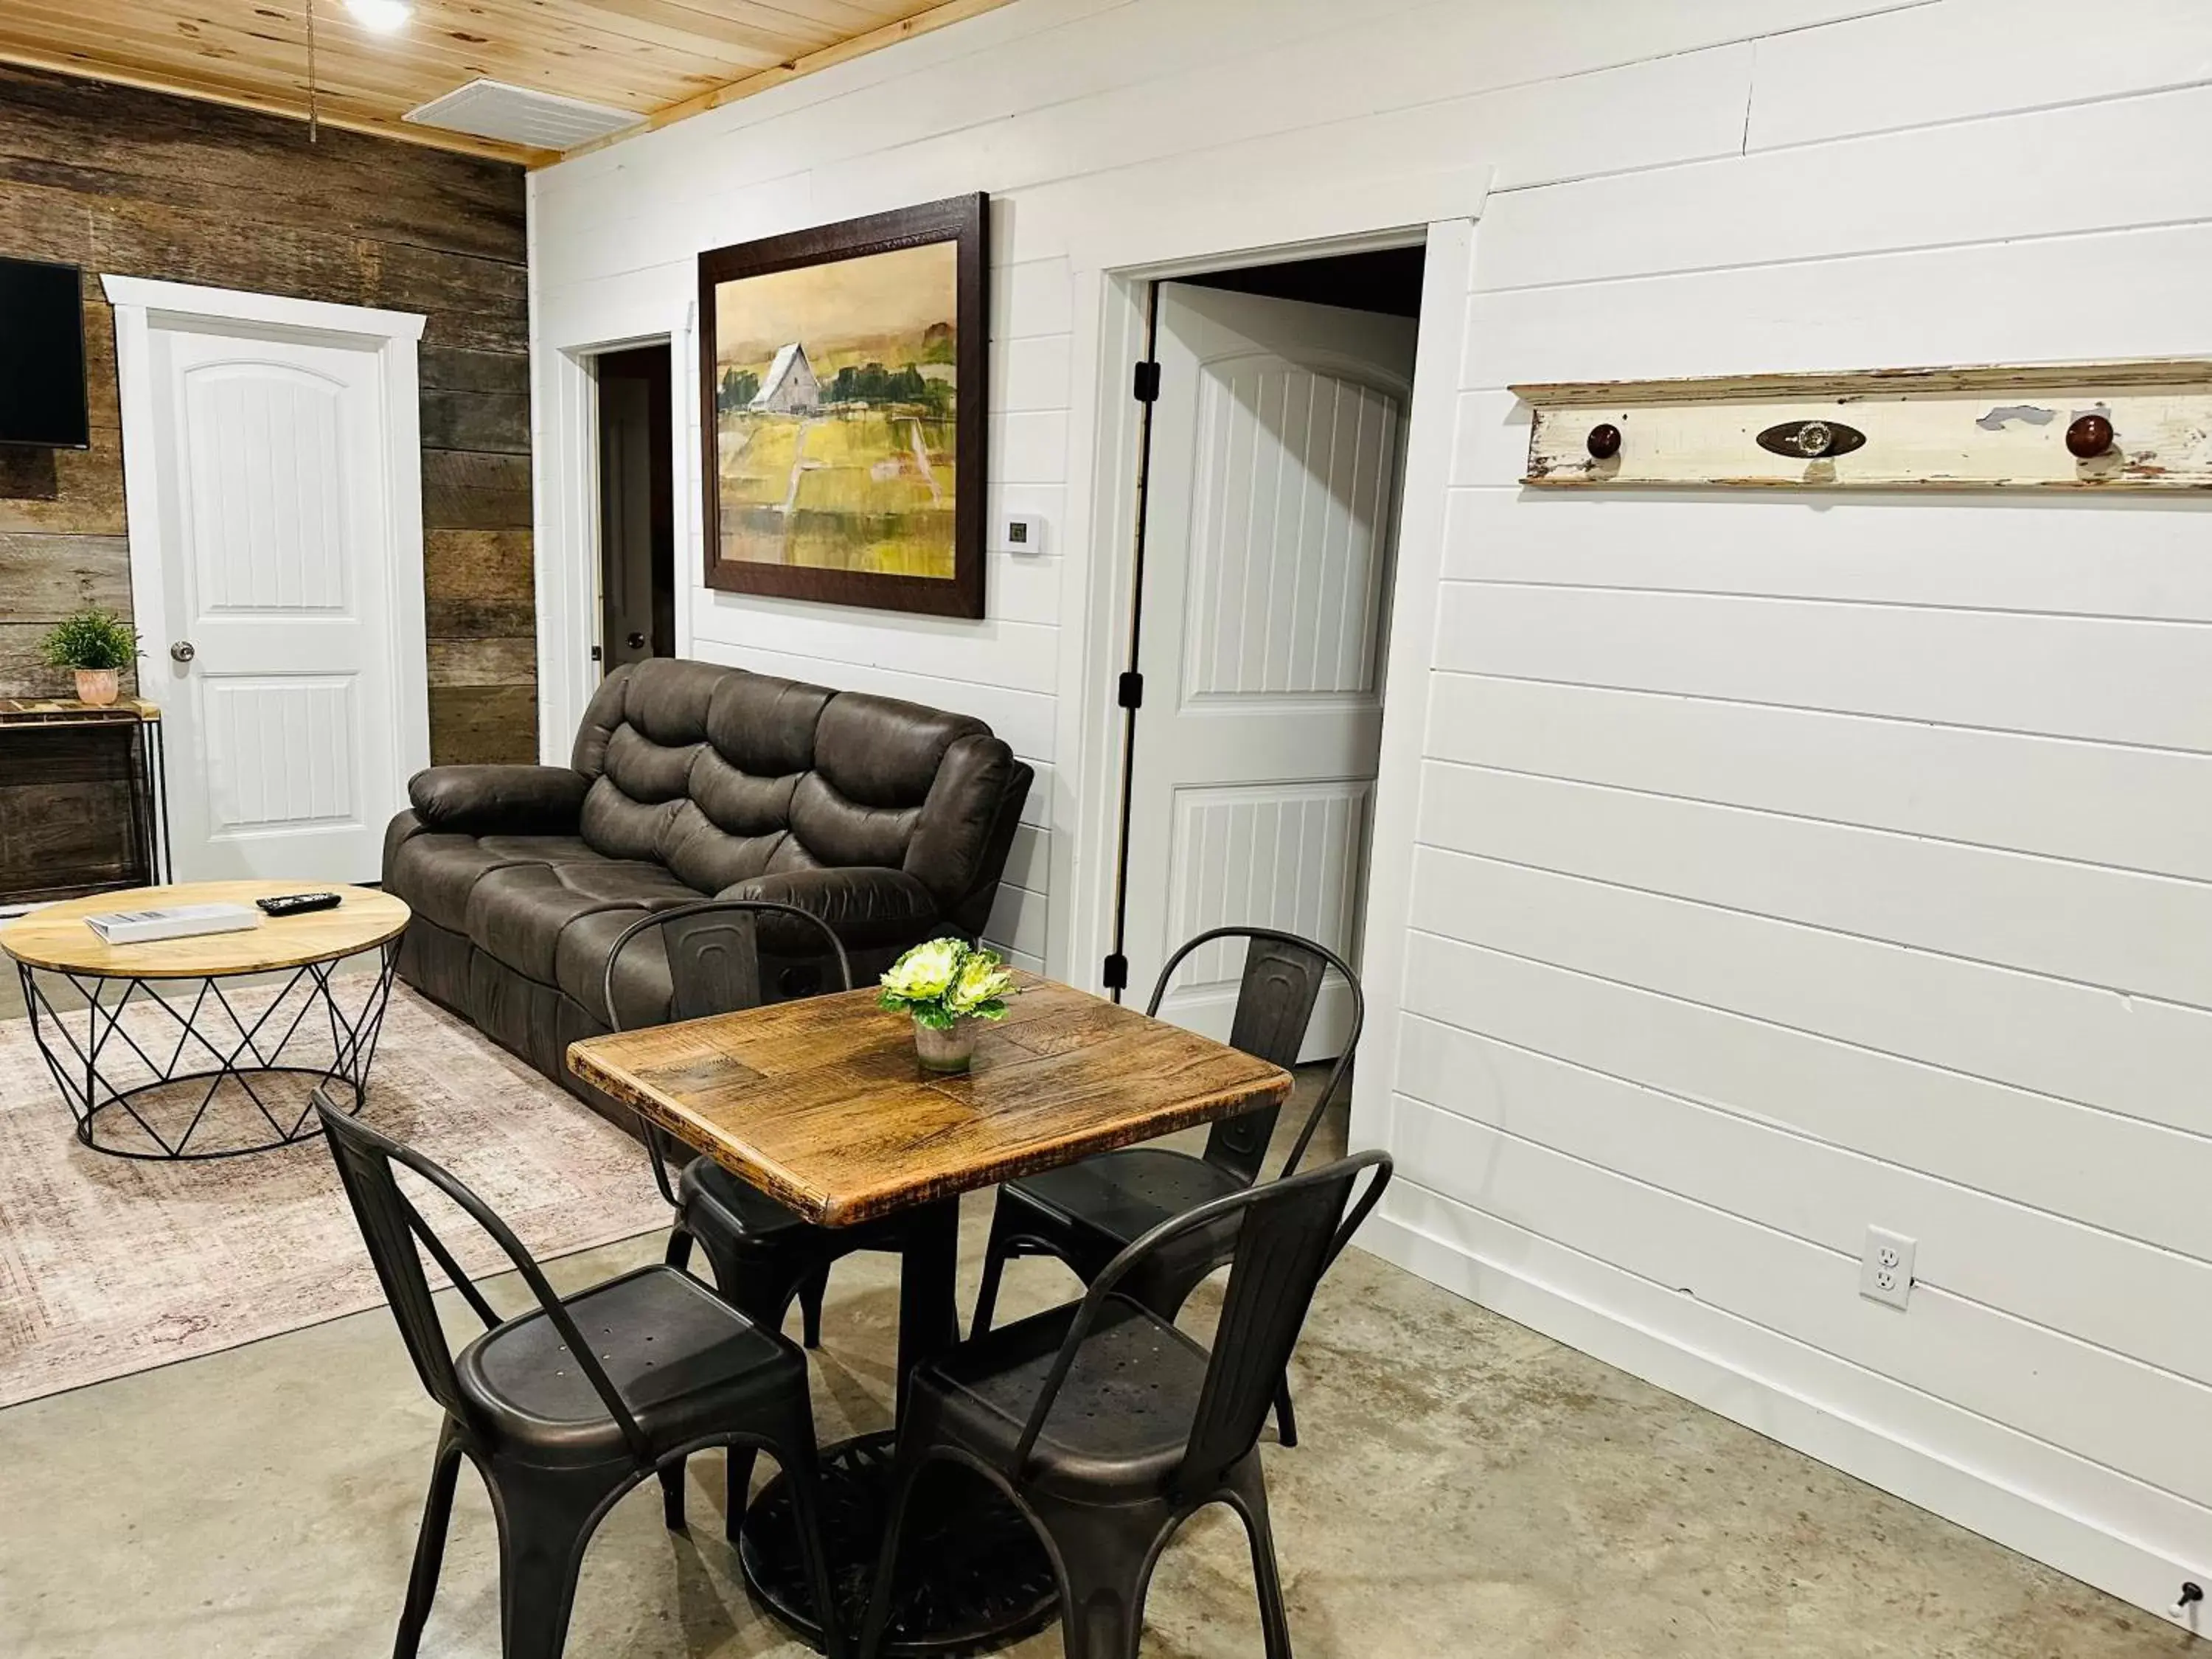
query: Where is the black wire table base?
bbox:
[17,945,399,1161]
[740,1430,1058,1657]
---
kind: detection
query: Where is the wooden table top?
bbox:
[0,881,409,978]
[567,974,1293,1226]
[0,697,161,726]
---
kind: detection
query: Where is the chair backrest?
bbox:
[1147,927,1365,1183]
[315,1095,654,1465]
[602,899,854,1206]
[600,897,855,1034]
[1014,1150,1391,1496]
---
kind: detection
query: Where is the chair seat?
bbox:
[680,1156,820,1243]
[917,1295,1209,1501]
[1009,1147,1247,1248]
[455,1264,801,1467]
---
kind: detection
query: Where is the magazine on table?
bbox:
[83,903,262,945]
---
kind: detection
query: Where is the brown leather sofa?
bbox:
[382,658,1032,1109]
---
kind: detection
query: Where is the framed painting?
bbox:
[698,193,989,619]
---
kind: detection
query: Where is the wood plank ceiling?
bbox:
[0,0,1018,165]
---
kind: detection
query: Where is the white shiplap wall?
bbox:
[529,0,2212,1625]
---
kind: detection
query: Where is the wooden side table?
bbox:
[0,698,170,908]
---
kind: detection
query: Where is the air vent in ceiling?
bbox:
[403,80,644,150]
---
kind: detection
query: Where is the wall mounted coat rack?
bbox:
[1512,360,2212,492]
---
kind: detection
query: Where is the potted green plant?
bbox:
[39,609,139,707]
[877,936,1018,1074]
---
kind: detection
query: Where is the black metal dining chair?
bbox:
[859,1149,1392,1659]
[967,925,1362,1446]
[315,1096,846,1659]
[600,897,911,1511]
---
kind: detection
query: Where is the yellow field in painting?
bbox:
[717,408,956,577]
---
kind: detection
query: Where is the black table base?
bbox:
[17,947,397,1160]
[739,1430,1057,1656]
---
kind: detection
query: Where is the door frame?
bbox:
[1054,212,1481,1158]
[102,275,433,812]
[535,330,691,760]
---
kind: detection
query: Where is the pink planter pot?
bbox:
[73,668,119,706]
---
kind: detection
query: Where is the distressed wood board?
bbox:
[0,66,538,762]
[1515,360,2212,491]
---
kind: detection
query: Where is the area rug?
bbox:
[0,984,668,1408]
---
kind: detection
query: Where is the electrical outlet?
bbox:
[1860,1227,1916,1310]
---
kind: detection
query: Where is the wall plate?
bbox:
[995,512,1044,555]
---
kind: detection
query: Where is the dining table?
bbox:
[566,970,1292,1656]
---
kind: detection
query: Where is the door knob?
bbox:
[170,640,195,664]
[626,631,647,650]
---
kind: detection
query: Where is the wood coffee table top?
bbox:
[567,973,1293,1227]
[0,881,410,978]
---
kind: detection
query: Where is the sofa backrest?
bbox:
[570,659,1020,908]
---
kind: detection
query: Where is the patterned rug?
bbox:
[0,982,667,1409]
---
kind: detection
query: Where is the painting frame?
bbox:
[697,193,990,619]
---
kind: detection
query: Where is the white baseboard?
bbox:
[1363,1180,2209,1638]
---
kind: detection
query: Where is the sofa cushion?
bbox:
[389,833,540,934]
[554,908,676,1029]
[465,859,698,986]
[812,692,987,809]
[705,668,830,775]
[478,834,597,864]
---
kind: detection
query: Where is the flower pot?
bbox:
[73,668,119,707]
[912,1014,979,1075]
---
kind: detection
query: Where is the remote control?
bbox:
[257,892,342,917]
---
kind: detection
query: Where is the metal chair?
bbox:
[967,926,1361,1447]
[600,897,911,1511]
[315,1096,846,1659]
[859,1150,1392,1659]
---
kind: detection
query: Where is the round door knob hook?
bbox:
[2066,413,2115,459]
[1585,422,1623,460]
[626,631,647,650]
[169,641,196,664]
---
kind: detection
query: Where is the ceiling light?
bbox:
[345,0,413,32]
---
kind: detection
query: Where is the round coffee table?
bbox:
[1,881,409,1161]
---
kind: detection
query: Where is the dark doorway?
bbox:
[597,344,675,672]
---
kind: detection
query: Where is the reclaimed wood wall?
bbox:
[0,63,536,763]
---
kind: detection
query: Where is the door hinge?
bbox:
[1102,953,1129,992]
[1133,361,1161,403]
[1116,670,1144,710]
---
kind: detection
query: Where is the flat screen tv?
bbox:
[0,257,91,450]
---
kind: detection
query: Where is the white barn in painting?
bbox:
[749,342,820,413]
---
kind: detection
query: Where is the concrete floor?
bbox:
[0,1105,2188,1658]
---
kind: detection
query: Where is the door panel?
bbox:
[1124,285,1416,1060]
[1183,362,1401,702]
[150,324,399,882]
[201,675,360,835]
[184,366,352,613]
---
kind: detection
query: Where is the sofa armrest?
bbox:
[408,765,590,837]
[720,866,943,952]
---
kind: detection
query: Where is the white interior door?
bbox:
[1121,284,1417,1059]
[137,318,412,883]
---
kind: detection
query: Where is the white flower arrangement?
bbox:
[879,936,1018,1029]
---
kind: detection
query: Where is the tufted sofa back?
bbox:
[570,658,1019,912]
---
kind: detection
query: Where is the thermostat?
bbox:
[995,512,1044,555]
